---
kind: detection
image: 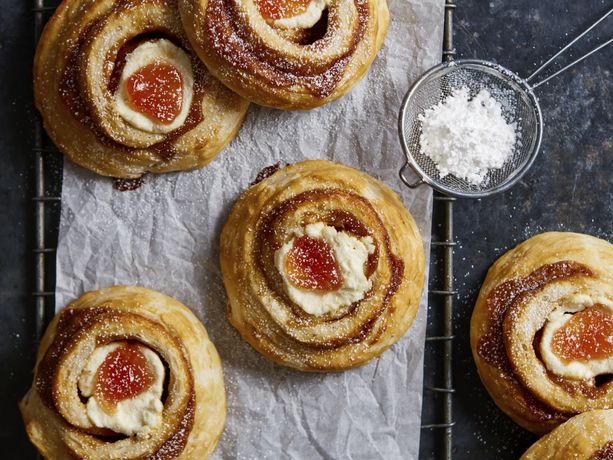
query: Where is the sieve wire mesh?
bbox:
[399,60,543,198]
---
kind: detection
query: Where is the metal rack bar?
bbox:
[33,0,48,346]
[32,147,60,153]
[420,1,456,459]
[429,289,458,295]
[425,335,455,342]
[32,5,56,12]
[32,7,55,460]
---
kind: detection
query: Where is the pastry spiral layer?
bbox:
[471,232,613,434]
[178,0,389,109]
[34,0,248,178]
[220,160,425,371]
[520,410,613,460]
[19,286,225,459]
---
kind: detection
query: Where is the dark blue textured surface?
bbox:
[1,0,39,456]
[420,1,612,459]
[0,0,611,458]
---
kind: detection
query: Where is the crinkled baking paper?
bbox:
[55,2,444,457]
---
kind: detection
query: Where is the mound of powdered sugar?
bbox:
[418,87,517,185]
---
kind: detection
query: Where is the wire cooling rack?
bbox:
[31,0,457,458]
[32,0,62,345]
[418,1,456,458]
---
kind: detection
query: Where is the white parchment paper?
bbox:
[55,1,443,457]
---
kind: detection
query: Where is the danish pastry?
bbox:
[470,232,613,434]
[34,0,248,178]
[520,410,613,459]
[20,286,225,459]
[220,160,425,371]
[179,0,389,109]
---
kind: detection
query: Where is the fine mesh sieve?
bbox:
[399,8,612,198]
[399,60,542,197]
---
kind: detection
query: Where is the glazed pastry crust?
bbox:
[470,232,613,434]
[34,0,248,178]
[19,286,225,460]
[220,160,425,371]
[178,0,389,110]
[520,410,613,460]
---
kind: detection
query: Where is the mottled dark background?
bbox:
[0,0,611,458]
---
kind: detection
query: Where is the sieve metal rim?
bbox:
[398,59,544,199]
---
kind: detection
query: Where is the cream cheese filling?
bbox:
[272,0,330,29]
[540,294,613,380]
[114,39,194,134]
[275,222,375,316]
[78,342,165,436]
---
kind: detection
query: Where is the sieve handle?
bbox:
[443,0,456,62]
[526,7,613,89]
[399,162,425,189]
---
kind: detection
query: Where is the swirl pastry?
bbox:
[520,410,613,460]
[220,160,425,371]
[34,0,248,179]
[19,286,225,459]
[470,232,613,434]
[178,0,389,109]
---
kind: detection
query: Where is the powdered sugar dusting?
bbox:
[419,87,518,185]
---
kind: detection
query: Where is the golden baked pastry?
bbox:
[34,0,248,179]
[520,410,613,460]
[178,0,389,109]
[470,232,613,434]
[220,160,425,371]
[20,286,225,459]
